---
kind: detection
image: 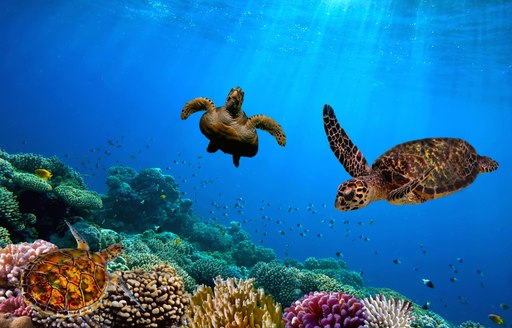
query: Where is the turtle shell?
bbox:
[21,248,109,316]
[373,138,479,199]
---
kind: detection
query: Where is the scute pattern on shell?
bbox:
[21,248,108,316]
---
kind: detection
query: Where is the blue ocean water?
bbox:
[0,0,510,325]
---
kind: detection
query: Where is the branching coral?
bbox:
[283,291,367,328]
[362,294,414,328]
[297,271,342,294]
[250,261,302,307]
[188,276,284,328]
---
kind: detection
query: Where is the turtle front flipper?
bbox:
[233,154,241,167]
[181,97,216,120]
[387,167,434,204]
[323,104,371,178]
[64,220,89,251]
[247,114,286,146]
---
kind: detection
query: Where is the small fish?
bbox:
[369,219,375,224]
[160,194,167,199]
[393,259,401,265]
[457,257,464,263]
[422,278,434,288]
[174,237,181,245]
[34,168,52,180]
[488,314,504,325]
[450,277,458,283]
[153,225,161,232]
[335,251,343,257]
[477,269,484,276]
[500,303,509,310]
[422,301,430,310]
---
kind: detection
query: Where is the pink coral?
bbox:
[283,291,367,328]
[0,240,57,300]
[0,296,33,317]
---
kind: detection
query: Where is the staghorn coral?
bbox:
[250,261,302,307]
[93,264,189,327]
[188,276,284,328]
[54,184,102,209]
[362,294,414,328]
[0,240,57,301]
[283,291,367,328]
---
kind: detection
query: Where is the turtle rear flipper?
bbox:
[387,167,434,204]
[323,104,371,178]
[478,155,498,173]
[233,154,241,167]
[247,114,286,146]
[181,97,216,120]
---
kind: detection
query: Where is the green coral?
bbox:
[250,261,302,307]
[54,185,102,209]
[304,257,348,270]
[459,321,485,328]
[231,240,276,267]
[298,271,343,293]
[187,256,241,287]
[12,172,52,192]
[0,226,12,248]
[0,186,24,230]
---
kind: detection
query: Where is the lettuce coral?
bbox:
[188,276,284,328]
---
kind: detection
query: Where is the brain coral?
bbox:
[188,276,284,328]
[283,291,367,328]
[362,294,414,328]
[54,185,102,209]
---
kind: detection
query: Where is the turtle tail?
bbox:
[478,155,499,173]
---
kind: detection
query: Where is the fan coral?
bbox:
[188,276,284,328]
[283,291,366,328]
[362,294,414,328]
[0,240,57,300]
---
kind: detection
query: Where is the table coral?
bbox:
[283,291,367,328]
[54,185,102,209]
[12,172,52,193]
[188,276,284,328]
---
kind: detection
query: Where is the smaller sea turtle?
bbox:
[21,221,141,317]
[323,104,499,211]
[181,86,286,167]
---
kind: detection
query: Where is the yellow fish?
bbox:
[34,168,52,180]
[160,194,167,199]
[488,314,505,325]
[174,237,181,245]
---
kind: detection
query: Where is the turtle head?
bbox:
[226,86,244,114]
[101,243,125,262]
[335,178,372,211]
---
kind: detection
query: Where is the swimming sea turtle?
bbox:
[20,221,140,316]
[323,104,499,211]
[181,86,286,167]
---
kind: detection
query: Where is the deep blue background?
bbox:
[1,0,511,325]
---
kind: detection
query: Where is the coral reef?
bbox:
[362,294,414,328]
[188,276,284,328]
[0,295,33,317]
[297,271,342,294]
[0,151,102,241]
[283,291,367,328]
[0,313,34,328]
[187,256,243,287]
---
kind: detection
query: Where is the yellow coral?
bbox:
[188,276,284,328]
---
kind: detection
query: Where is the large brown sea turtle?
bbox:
[20,221,141,316]
[323,104,499,211]
[181,86,286,167]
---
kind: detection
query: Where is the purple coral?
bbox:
[283,291,367,328]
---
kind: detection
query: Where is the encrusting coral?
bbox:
[188,276,284,328]
[362,294,414,328]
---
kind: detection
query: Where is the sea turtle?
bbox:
[20,221,141,316]
[323,104,499,211]
[181,86,286,167]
